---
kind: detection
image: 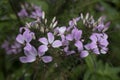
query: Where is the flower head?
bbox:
[16,28,35,44]
[20,43,52,63]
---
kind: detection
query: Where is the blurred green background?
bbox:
[0,0,120,80]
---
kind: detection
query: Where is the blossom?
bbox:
[19,43,52,63]
[85,33,109,54]
[30,6,43,19]
[1,40,22,54]
[39,32,62,49]
[18,9,28,18]
[16,29,35,44]
[54,26,66,35]
[66,28,82,41]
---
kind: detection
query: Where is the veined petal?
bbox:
[23,29,34,43]
[38,37,48,45]
[75,41,83,51]
[19,56,36,63]
[41,56,52,63]
[38,45,48,53]
[24,43,37,56]
[24,43,32,51]
[16,34,24,44]
[52,40,62,48]
[48,32,54,44]
[74,30,82,40]
[80,50,89,58]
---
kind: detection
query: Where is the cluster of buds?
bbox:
[16,10,110,63]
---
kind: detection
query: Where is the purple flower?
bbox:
[90,33,109,47]
[30,6,43,19]
[61,35,69,46]
[54,26,66,35]
[85,33,109,54]
[18,9,28,18]
[39,32,62,49]
[80,50,89,58]
[19,43,52,63]
[1,40,22,54]
[66,28,82,41]
[16,29,35,44]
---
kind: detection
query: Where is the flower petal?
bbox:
[100,47,108,54]
[38,37,48,45]
[38,45,48,53]
[23,30,34,43]
[19,56,36,63]
[58,26,66,35]
[85,42,97,50]
[24,43,37,56]
[52,40,62,48]
[66,34,73,41]
[90,33,97,42]
[16,34,24,44]
[41,56,52,63]
[48,32,54,44]
[74,30,82,40]
[93,48,100,54]
[80,50,89,58]
[75,41,83,51]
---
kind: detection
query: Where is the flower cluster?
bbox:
[16,12,110,64]
[1,38,22,54]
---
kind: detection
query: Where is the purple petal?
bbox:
[24,43,37,56]
[85,42,97,50]
[19,56,36,63]
[52,40,62,48]
[103,22,110,32]
[41,56,52,63]
[100,40,109,47]
[39,37,48,45]
[58,26,66,35]
[93,48,100,54]
[103,33,108,39]
[23,29,34,43]
[18,9,28,18]
[74,30,82,40]
[24,43,32,51]
[100,47,108,54]
[74,41,83,51]
[80,50,89,58]
[90,33,97,42]
[66,34,73,41]
[38,45,48,53]
[47,32,54,44]
[16,34,24,44]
